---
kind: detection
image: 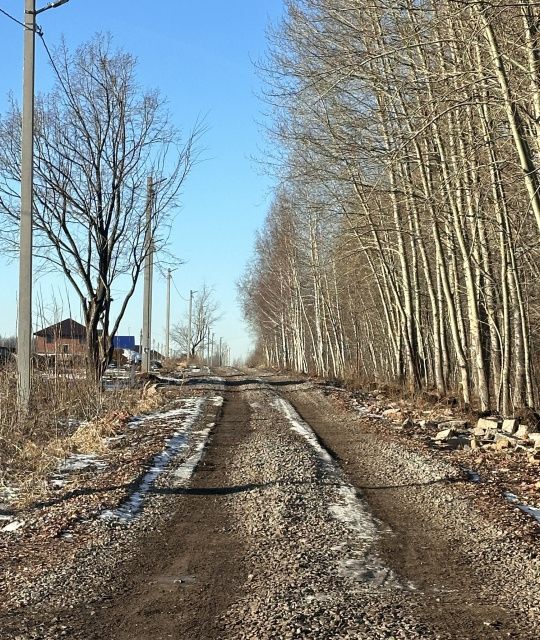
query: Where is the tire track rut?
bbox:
[69,389,251,640]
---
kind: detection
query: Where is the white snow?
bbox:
[329,486,377,539]
[57,453,108,474]
[2,519,25,533]
[504,492,540,525]
[102,397,205,521]
[50,453,108,489]
[272,398,333,464]
[272,395,405,589]
[337,557,395,587]
[130,399,202,425]
[172,424,213,484]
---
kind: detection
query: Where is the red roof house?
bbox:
[34,318,87,356]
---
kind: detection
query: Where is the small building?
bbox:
[34,318,87,357]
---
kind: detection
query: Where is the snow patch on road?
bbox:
[329,486,377,539]
[337,557,396,587]
[504,492,540,525]
[172,424,213,484]
[273,399,377,537]
[102,397,206,521]
[273,395,405,590]
[272,398,332,464]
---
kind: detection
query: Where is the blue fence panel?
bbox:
[112,335,136,350]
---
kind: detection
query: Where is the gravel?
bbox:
[0,384,225,639]
[2,374,539,639]
[219,386,438,639]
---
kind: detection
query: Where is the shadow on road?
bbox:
[181,377,309,388]
[152,482,273,496]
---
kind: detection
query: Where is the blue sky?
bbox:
[0,0,283,359]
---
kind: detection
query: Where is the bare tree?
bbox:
[171,285,221,359]
[0,335,17,350]
[241,0,540,412]
[0,34,202,381]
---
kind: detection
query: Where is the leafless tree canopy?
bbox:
[171,285,221,358]
[241,0,540,413]
[0,34,202,379]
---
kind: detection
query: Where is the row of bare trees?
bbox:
[0,34,200,381]
[241,0,540,413]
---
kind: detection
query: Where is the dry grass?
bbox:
[0,364,142,506]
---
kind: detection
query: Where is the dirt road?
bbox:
[1,372,539,639]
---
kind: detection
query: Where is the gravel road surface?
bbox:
[1,371,539,639]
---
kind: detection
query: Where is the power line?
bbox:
[0,7,28,30]
[0,7,68,95]
[171,275,189,302]
[38,31,71,96]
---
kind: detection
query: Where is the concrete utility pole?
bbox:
[187,289,195,361]
[17,0,37,410]
[17,0,70,410]
[219,337,223,367]
[165,268,171,359]
[142,176,154,373]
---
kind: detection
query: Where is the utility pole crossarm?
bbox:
[35,0,70,15]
